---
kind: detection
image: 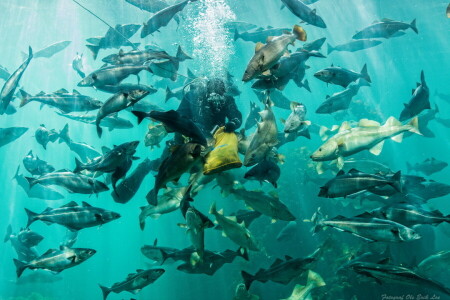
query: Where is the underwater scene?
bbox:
[1,0,450,299]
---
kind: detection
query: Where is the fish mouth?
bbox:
[313,72,321,78]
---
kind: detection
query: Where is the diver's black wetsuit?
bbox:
[177,78,242,136]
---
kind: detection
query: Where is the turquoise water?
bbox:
[1,0,450,299]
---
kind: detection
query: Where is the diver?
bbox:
[177,77,242,137]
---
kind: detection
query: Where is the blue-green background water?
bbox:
[1,0,450,299]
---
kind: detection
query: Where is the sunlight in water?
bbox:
[189,0,236,78]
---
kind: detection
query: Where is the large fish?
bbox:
[314,64,371,88]
[25,171,109,194]
[242,25,306,82]
[34,124,67,150]
[86,24,141,59]
[280,0,326,28]
[22,150,55,176]
[311,116,421,169]
[327,39,382,55]
[99,268,165,300]
[353,18,418,39]
[244,99,278,166]
[112,158,153,204]
[346,260,450,296]
[399,71,430,121]
[0,47,32,114]
[311,208,421,243]
[27,41,71,59]
[0,127,28,148]
[210,202,260,251]
[78,64,152,88]
[234,27,291,43]
[25,201,120,231]
[102,45,190,65]
[241,253,316,288]
[13,246,96,278]
[13,166,64,200]
[132,109,207,146]
[406,157,448,175]
[96,89,149,137]
[318,169,402,198]
[141,0,198,38]
[19,88,102,113]
[146,142,202,205]
[74,141,139,193]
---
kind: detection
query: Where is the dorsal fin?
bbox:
[358,119,380,127]
[381,18,394,22]
[336,170,345,176]
[153,238,158,246]
[270,258,284,267]
[81,201,92,207]
[348,168,361,174]
[119,49,124,56]
[377,258,390,264]
[136,269,144,273]
[43,249,57,255]
[55,88,69,94]
[338,121,351,133]
[61,201,78,208]
[285,255,293,260]
[355,212,373,218]
[72,89,81,95]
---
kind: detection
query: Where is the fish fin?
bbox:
[360,64,371,83]
[369,140,384,156]
[410,19,418,34]
[13,259,28,278]
[131,111,148,125]
[4,224,12,243]
[24,208,38,228]
[407,116,421,135]
[358,119,380,127]
[61,201,78,208]
[389,171,402,192]
[255,42,264,52]
[384,116,402,127]
[241,270,255,290]
[391,133,403,143]
[307,270,326,287]
[99,284,111,300]
[86,44,100,60]
[338,121,351,133]
[336,157,344,169]
[176,45,191,61]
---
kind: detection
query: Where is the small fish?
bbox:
[225,21,258,33]
[244,159,281,188]
[125,0,169,13]
[0,127,28,148]
[34,124,67,150]
[406,157,448,176]
[27,41,71,59]
[144,123,167,150]
[4,225,44,249]
[400,71,430,121]
[102,45,190,65]
[280,0,326,28]
[328,39,382,55]
[244,102,261,130]
[72,53,85,78]
[22,150,55,176]
[99,268,165,300]
[314,64,371,88]
[353,18,418,40]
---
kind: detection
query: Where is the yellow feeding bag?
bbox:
[203,127,242,175]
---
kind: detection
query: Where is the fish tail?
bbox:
[146,188,158,205]
[131,111,148,125]
[24,208,38,228]
[410,19,418,34]
[176,45,192,61]
[4,224,12,243]
[389,171,402,192]
[73,158,84,173]
[86,44,100,60]
[292,25,307,41]
[98,284,111,300]
[302,79,311,92]
[311,207,325,233]
[307,270,326,288]
[209,201,217,215]
[139,207,147,231]
[59,123,70,144]
[327,43,334,55]
[13,259,28,278]
[407,116,422,135]
[165,86,174,102]
[237,247,249,261]
[18,89,32,107]
[96,119,103,138]
[233,29,240,41]
[241,271,255,289]
[24,177,37,188]
[360,64,371,83]
[12,165,20,180]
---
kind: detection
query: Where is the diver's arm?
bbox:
[224,96,242,132]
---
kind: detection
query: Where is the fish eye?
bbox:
[92,74,97,80]
[319,148,322,152]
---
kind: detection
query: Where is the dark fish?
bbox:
[241,253,316,289]
[312,207,420,243]
[28,41,71,59]
[147,142,202,205]
[0,47,32,114]
[25,171,109,194]
[96,89,149,137]
[368,203,450,227]
[34,124,67,150]
[315,79,370,114]
[244,159,280,188]
[400,70,430,121]
[177,248,249,276]
[301,37,326,51]
[99,268,165,300]
[13,166,64,200]
[132,109,207,146]
[0,127,28,147]
[165,85,185,102]
[234,27,291,43]
[74,141,139,193]
[280,0,326,28]
[314,64,371,88]
[125,0,169,13]
[72,53,85,78]
[346,260,450,296]
[102,45,190,65]
[318,169,401,198]
[19,88,103,113]
[141,0,198,38]
[112,158,153,204]
[56,112,133,132]
[353,18,418,39]
[282,101,310,134]
[406,157,448,176]
[86,24,141,59]
[0,64,11,81]
[78,64,152,88]
[4,225,44,248]
[13,246,96,278]
[22,150,55,176]
[244,102,261,130]
[25,201,120,231]
[328,39,382,54]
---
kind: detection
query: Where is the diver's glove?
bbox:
[224,121,237,133]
